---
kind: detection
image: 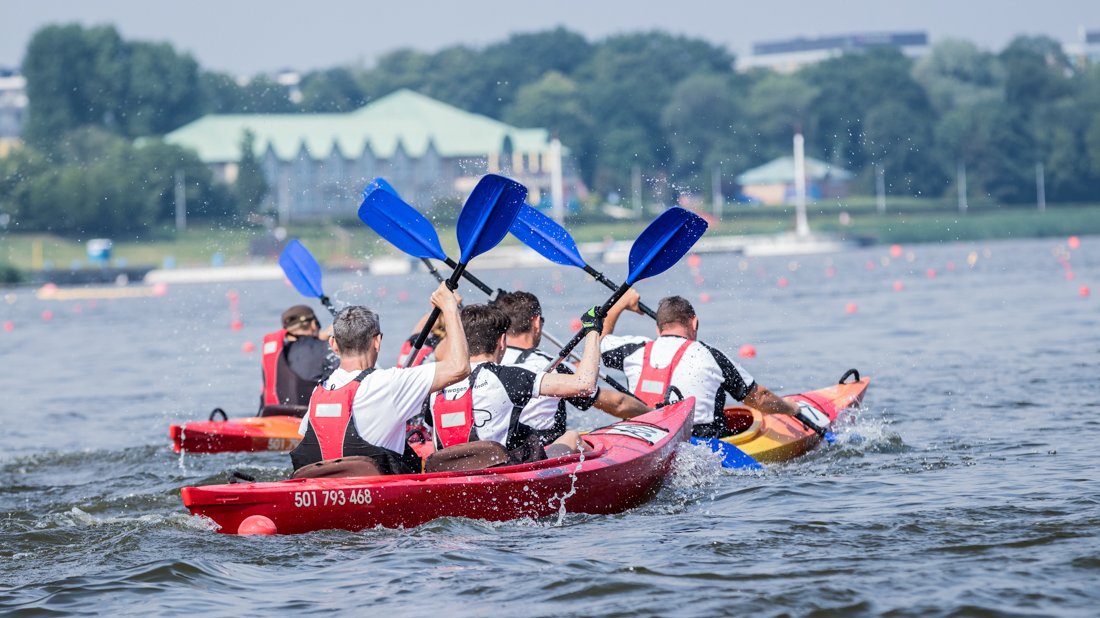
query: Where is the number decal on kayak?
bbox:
[293,489,371,508]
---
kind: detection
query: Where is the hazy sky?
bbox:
[2,0,1098,75]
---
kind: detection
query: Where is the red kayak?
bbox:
[180,399,693,534]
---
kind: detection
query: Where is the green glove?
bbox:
[579,306,604,335]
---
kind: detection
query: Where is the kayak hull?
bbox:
[721,376,869,463]
[181,401,692,534]
[170,415,302,454]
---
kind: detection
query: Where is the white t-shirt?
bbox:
[501,346,599,430]
[298,364,435,453]
[429,360,544,445]
[600,334,755,430]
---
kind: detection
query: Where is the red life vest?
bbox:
[431,367,482,449]
[633,339,694,407]
[302,370,371,462]
[396,337,435,368]
[261,330,288,406]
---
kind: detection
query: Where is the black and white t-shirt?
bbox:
[600,334,755,435]
[429,361,545,445]
[501,346,599,431]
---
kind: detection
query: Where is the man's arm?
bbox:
[539,331,599,399]
[592,387,652,419]
[429,283,470,393]
[601,288,643,336]
[741,383,800,416]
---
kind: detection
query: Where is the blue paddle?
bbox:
[359,178,505,299]
[278,239,336,316]
[360,174,527,351]
[545,207,708,371]
[510,204,659,319]
[689,437,764,470]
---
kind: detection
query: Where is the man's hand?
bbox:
[793,401,830,436]
[578,306,604,336]
[430,282,460,312]
[611,288,643,315]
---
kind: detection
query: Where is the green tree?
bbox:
[503,71,595,182]
[912,39,1004,113]
[660,73,748,190]
[999,35,1072,117]
[234,130,269,214]
[745,71,819,164]
[299,67,367,112]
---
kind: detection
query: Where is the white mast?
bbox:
[793,131,810,238]
[549,137,564,223]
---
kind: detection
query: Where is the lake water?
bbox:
[1,236,1097,616]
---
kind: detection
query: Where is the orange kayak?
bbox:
[170,410,303,454]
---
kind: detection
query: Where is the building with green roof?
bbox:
[736,156,853,205]
[164,89,576,221]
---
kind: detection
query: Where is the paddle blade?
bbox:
[357,183,447,261]
[626,208,708,285]
[364,176,400,198]
[510,204,587,269]
[456,174,527,263]
[278,239,324,299]
[690,437,764,470]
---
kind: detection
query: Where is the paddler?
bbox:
[492,290,652,447]
[289,282,470,474]
[426,303,602,466]
[600,290,830,437]
[258,305,339,415]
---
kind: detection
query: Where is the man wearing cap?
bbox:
[258,305,339,416]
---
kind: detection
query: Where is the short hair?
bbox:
[461,304,511,356]
[332,306,380,355]
[492,291,542,336]
[656,296,696,330]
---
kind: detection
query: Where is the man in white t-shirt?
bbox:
[492,290,651,446]
[290,282,469,474]
[600,290,829,438]
[428,303,601,463]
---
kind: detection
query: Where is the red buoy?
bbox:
[1080,286,1091,298]
[1068,236,1081,250]
[41,310,54,322]
[230,320,243,331]
[152,283,169,297]
[893,281,904,292]
[241,341,256,353]
[2,320,12,333]
[738,344,757,359]
[777,277,789,288]
[238,515,277,535]
[698,292,711,303]
[890,244,903,258]
[926,268,937,279]
[397,290,410,302]
[687,254,701,268]
[1066,271,1075,281]
[845,303,858,314]
[569,318,583,332]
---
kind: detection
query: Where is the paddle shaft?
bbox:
[413,262,465,350]
[582,265,657,319]
[545,282,631,373]
[319,296,336,317]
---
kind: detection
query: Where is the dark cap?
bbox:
[282,305,318,329]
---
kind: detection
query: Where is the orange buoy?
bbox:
[570,318,583,332]
[777,276,789,288]
[1068,236,1081,249]
[687,254,701,268]
[1080,286,1090,298]
[2,320,12,332]
[738,344,757,359]
[241,341,256,353]
[230,320,243,331]
[238,515,277,535]
[41,310,54,321]
[698,292,711,303]
[890,244,903,258]
[845,303,858,314]
[893,281,904,292]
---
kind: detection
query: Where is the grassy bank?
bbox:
[2,201,1096,272]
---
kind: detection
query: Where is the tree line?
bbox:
[3,23,1100,239]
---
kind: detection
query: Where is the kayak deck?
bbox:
[721,376,869,463]
[181,401,693,534]
[170,415,302,454]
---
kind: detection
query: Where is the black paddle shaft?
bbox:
[319,295,336,317]
[443,257,502,299]
[413,262,466,351]
[545,282,632,373]
[582,265,657,319]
